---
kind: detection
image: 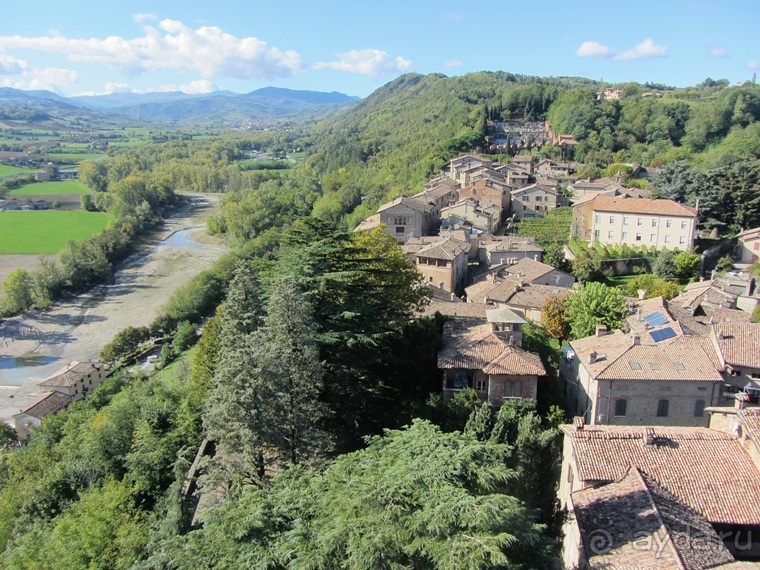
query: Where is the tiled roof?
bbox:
[354,214,381,232]
[504,257,557,283]
[438,321,546,376]
[595,343,723,382]
[510,183,559,197]
[739,408,760,445]
[38,361,103,388]
[418,301,488,320]
[562,425,760,525]
[481,236,544,253]
[572,466,731,570]
[377,195,434,214]
[503,283,570,310]
[415,238,470,261]
[715,323,760,369]
[486,307,526,325]
[736,227,760,240]
[16,390,72,419]
[590,195,697,217]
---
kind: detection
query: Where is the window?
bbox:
[622,232,628,240]
[666,220,672,228]
[637,218,643,226]
[652,219,658,227]
[395,226,404,234]
[535,196,542,202]
[635,233,642,241]
[752,373,760,379]
[594,230,600,239]
[649,363,661,371]
[512,381,523,397]
[609,216,615,224]
[665,235,671,244]
[522,195,529,201]
[679,236,686,245]
[681,220,687,230]
[476,380,487,392]
[614,399,627,417]
[674,363,686,371]
[393,217,406,225]
[595,214,601,223]
[657,399,669,417]
[650,234,657,243]
[623,216,629,225]
[523,205,527,211]
[697,387,707,392]
[694,400,706,417]
[608,231,614,239]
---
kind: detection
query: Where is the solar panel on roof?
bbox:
[644,311,669,327]
[650,327,677,342]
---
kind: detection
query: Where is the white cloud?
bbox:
[0,19,302,80]
[2,67,77,93]
[576,41,615,58]
[133,13,157,23]
[443,59,463,68]
[746,60,760,71]
[0,53,26,75]
[708,42,729,58]
[614,38,668,60]
[153,79,218,94]
[104,82,130,93]
[313,49,412,76]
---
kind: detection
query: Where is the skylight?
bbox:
[674,363,686,371]
[649,363,662,371]
[629,362,642,370]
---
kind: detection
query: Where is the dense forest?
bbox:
[2,71,760,568]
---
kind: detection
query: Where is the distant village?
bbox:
[358,152,760,569]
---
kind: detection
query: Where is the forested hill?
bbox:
[301,72,759,228]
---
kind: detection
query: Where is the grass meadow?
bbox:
[8,181,90,196]
[0,165,36,177]
[0,210,113,254]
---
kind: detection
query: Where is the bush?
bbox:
[716,256,735,273]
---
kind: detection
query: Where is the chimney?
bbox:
[717,329,724,341]
[631,333,641,346]
[637,289,647,300]
[588,350,597,364]
[736,392,750,410]
[487,273,495,283]
[644,428,655,446]
[595,325,607,338]
[534,254,539,261]
[450,293,456,302]
[637,307,642,322]
[574,417,585,431]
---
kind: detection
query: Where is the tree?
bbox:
[566,281,625,339]
[99,325,150,363]
[716,255,735,273]
[172,321,197,353]
[1,268,33,314]
[571,251,602,283]
[673,250,701,280]
[544,244,571,273]
[652,249,678,279]
[170,420,553,570]
[542,293,571,342]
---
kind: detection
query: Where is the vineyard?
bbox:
[515,206,572,247]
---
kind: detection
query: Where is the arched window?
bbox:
[657,399,669,417]
[614,399,627,417]
[694,399,706,417]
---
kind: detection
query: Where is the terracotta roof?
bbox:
[377,195,434,214]
[481,237,544,253]
[572,466,734,569]
[504,283,570,311]
[714,323,760,369]
[354,214,381,232]
[438,321,546,376]
[739,408,760,444]
[415,238,470,261]
[595,342,723,381]
[16,390,71,419]
[562,425,760,525]
[510,183,559,197]
[413,184,458,201]
[736,227,760,240]
[38,361,104,388]
[419,301,488,320]
[504,257,558,283]
[590,195,697,217]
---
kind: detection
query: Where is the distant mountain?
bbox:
[0,86,360,125]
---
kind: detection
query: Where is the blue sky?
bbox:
[1,0,758,97]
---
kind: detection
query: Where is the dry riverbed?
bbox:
[0,194,227,421]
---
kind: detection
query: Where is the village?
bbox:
[354,152,760,569]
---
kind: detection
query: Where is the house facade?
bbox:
[37,361,106,402]
[437,313,546,405]
[572,195,698,251]
[377,196,434,243]
[737,227,760,264]
[12,391,72,440]
[478,236,544,266]
[510,184,561,219]
[439,198,501,233]
[413,238,470,295]
[458,178,511,220]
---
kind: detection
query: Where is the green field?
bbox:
[45,153,107,163]
[0,210,113,253]
[8,181,90,196]
[0,165,36,177]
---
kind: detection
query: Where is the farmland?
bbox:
[0,210,113,253]
[8,180,90,196]
[0,165,35,177]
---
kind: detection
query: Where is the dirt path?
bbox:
[0,194,227,421]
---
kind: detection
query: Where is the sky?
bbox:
[0,0,758,98]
